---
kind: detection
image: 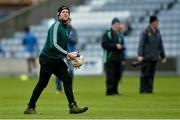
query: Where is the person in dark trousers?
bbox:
[101,17,126,96]
[138,16,167,94]
[22,26,38,76]
[55,18,78,95]
[24,5,88,114]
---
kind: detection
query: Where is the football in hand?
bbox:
[71,53,84,68]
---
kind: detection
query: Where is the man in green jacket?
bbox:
[101,17,126,96]
[24,5,88,114]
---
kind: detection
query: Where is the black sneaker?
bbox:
[24,107,37,114]
[69,102,88,114]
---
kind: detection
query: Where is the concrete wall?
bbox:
[0,57,178,75]
[0,0,83,38]
[125,57,177,71]
[0,58,39,75]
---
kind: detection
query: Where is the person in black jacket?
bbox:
[101,17,126,96]
[137,16,167,93]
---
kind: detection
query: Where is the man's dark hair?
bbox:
[57,5,70,16]
[149,16,158,23]
[25,26,29,33]
[111,17,120,25]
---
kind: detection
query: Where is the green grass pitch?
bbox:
[0,75,180,119]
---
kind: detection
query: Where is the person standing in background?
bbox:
[137,16,167,94]
[101,17,126,96]
[118,23,127,84]
[22,26,38,77]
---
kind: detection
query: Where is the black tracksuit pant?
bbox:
[104,61,124,95]
[28,58,75,108]
[140,61,157,93]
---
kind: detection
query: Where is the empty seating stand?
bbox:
[0,0,179,59]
